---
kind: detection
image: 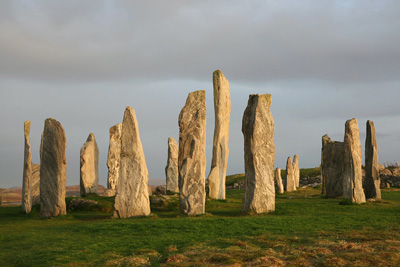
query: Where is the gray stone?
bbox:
[31,163,40,206]
[208,70,231,200]
[343,118,366,203]
[22,121,32,214]
[113,107,151,218]
[178,90,206,215]
[242,94,275,214]
[293,154,300,188]
[275,168,284,194]
[107,123,122,195]
[365,120,381,199]
[284,157,296,192]
[80,133,99,196]
[321,134,344,197]
[40,118,67,218]
[165,137,179,193]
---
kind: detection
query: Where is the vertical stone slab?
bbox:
[293,154,300,187]
[343,118,366,203]
[321,134,344,197]
[113,107,151,218]
[40,118,67,218]
[242,94,275,214]
[165,137,179,193]
[284,157,296,192]
[365,120,381,199]
[80,133,99,196]
[22,121,32,214]
[275,168,284,194]
[178,90,206,215]
[208,70,231,200]
[106,123,122,196]
[31,163,40,206]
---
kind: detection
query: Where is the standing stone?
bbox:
[321,134,344,197]
[365,120,381,199]
[165,137,179,193]
[106,123,122,196]
[275,168,284,194]
[113,107,151,218]
[80,133,99,196]
[31,163,40,206]
[40,118,67,218]
[343,118,366,203]
[284,157,296,192]
[293,154,300,187]
[242,94,275,214]
[208,70,231,200]
[22,121,32,214]
[178,90,206,215]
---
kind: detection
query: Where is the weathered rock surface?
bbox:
[40,118,67,218]
[107,123,122,195]
[156,185,167,195]
[165,137,179,193]
[31,163,40,206]
[380,168,392,176]
[22,121,32,214]
[208,70,231,200]
[178,90,206,215]
[321,134,344,197]
[365,120,381,199]
[293,154,300,188]
[242,94,275,214]
[113,107,151,218]
[80,133,99,196]
[275,168,284,194]
[343,118,366,203]
[285,157,296,192]
[392,167,400,176]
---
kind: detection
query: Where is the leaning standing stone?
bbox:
[178,90,206,215]
[106,123,122,196]
[321,134,344,197]
[40,118,67,218]
[208,70,231,200]
[365,120,381,199]
[113,107,151,218]
[22,121,32,214]
[343,118,366,203]
[285,157,296,192]
[293,154,300,187]
[80,133,99,196]
[275,168,284,194]
[165,137,179,193]
[242,94,275,214]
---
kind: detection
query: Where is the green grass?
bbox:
[1,187,400,266]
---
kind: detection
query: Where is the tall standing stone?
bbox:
[284,157,296,192]
[343,118,366,203]
[22,121,32,214]
[178,90,206,215]
[365,120,381,199]
[106,123,122,196]
[293,154,300,187]
[275,168,284,194]
[242,94,275,214]
[31,163,40,206]
[165,137,179,193]
[80,133,99,196]
[40,118,67,218]
[113,107,151,218]
[208,70,231,200]
[321,134,344,197]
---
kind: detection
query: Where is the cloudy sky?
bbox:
[1,1,399,188]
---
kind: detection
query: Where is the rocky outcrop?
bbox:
[80,133,99,196]
[40,118,67,218]
[31,163,40,206]
[106,123,122,196]
[113,107,151,218]
[343,118,366,203]
[178,90,206,215]
[293,154,300,188]
[321,134,344,197]
[275,168,284,194]
[165,137,179,193]
[285,157,296,192]
[364,120,381,199]
[242,94,275,214]
[22,121,32,214]
[208,70,231,200]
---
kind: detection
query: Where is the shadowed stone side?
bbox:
[343,118,366,203]
[31,163,40,206]
[321,134,344,197]
[106,123,122,196]
[285,157,296,192]
[208,70,231,200]
[80,133,99,196]
[22,121,32,214]
[293,154,300,188]
[178,90,206,215]
[40,118,67,218]
[365,120,381,199]
[242,94,275,214]
[113,107,151,218]
[275,168,284,194]
[165,137,179,193]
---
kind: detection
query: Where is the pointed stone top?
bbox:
[276,167,281,171]
[86,133,95,141]
[213,70,227,80]
[293,154,299,163]
[186,90,205,103]
[286,156,292,165]
[367,120,374,127]
[168,137,177,144]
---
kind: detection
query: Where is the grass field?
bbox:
[1,185,400,266]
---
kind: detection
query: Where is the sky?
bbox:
[1,1,400,188]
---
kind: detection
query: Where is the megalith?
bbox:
[80,133,99,196]
[284,157,296,192]
[40,118,67,218]
[178,90,206,215]
[31,163,40,206]
[343,118,366,203]
[106,123,122,196]
[275,168,284,194]
[22,121,32,214]
[293,154,300,187]
[321,134,344,197]
[242,94,275,214]
[165,137,179,193]
[113,107,151,218]
[365,120,381,199]
[208,70,231,200]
